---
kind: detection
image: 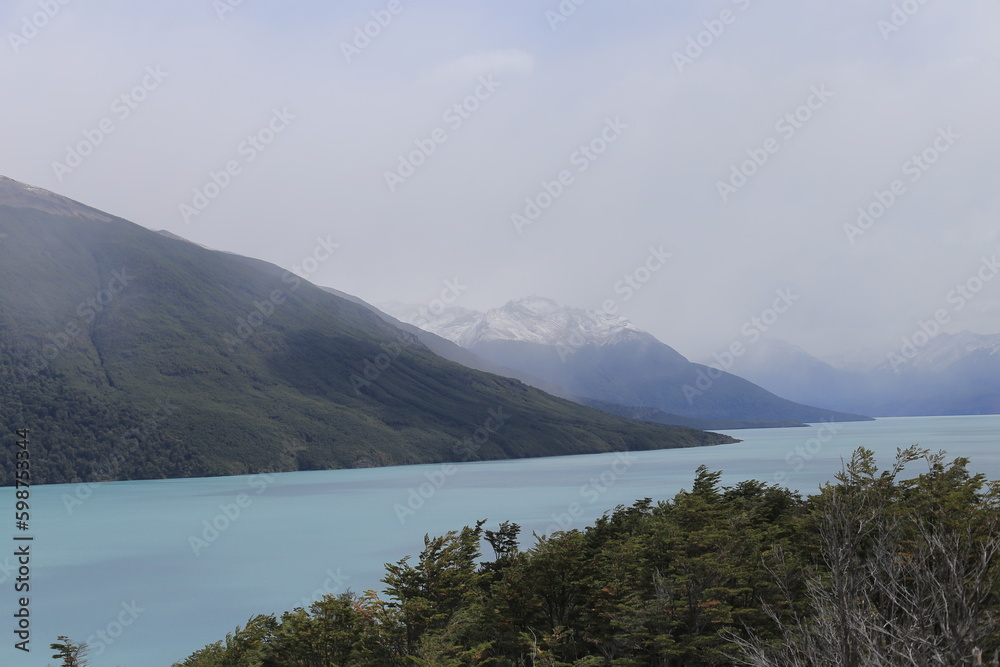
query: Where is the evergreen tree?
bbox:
[175,449,1000,667]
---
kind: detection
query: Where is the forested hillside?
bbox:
[169,447,1000,666]
[0,189,734,486]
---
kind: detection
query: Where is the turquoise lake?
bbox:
[2,414,998,665]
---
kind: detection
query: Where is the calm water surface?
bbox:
[1,415,997,666]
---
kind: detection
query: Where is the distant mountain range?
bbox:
[721,334,1000,417]
[382,297,872,428]
[0,176,735,485]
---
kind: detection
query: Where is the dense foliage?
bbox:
[0,205,732,486]
[172,447,1000,666]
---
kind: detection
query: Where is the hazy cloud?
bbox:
[418,48,535,84]
[2,0,999,362]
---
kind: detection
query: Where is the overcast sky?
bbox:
[2,0,999,360]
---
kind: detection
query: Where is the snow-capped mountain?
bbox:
[385,294,1000,419]
[384,297,870,427]
[392,296,656,350]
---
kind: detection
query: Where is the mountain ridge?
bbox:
[0,176,737,486]
[385,298,872,426]
[0,175,116,222]
[722,333,1000,417]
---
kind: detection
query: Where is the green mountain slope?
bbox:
[0,179,735,485]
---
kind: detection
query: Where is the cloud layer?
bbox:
[2,0,999,360]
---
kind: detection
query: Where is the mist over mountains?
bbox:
[386,295,1000,421]
[0,177,734,485]
[382,297,872,428]
[722,333,1000,417]
[3,171,994,489]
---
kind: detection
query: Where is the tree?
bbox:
[732,447,1000,666]
[50,636,88,667]
[175,451,1000,667]
[483,521,521,569]
[382,521,491,659]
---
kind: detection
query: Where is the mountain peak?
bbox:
[0,176,115,222]
[387,296,650,349]
[479,296,648,347]
[500,295,563,316]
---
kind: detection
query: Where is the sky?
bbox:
[2,0,999,361]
